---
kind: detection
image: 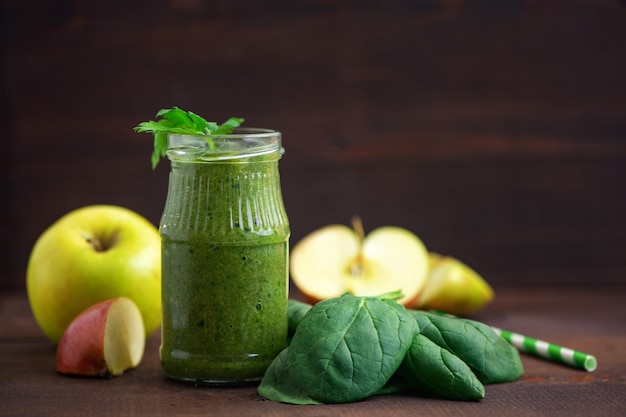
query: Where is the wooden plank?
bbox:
[4,1,626,289]
[1,288,625,416]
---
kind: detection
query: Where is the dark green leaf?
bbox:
[375,376,408,396]
[257,348,321,405]
[397,333,485,401]
[287,299,312,341]
[286,294,416,403]
[409,310,523,384]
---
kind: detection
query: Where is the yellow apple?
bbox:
[27,205,161,343]
[56,297,146,377]
[290,218,429,306]
[416,253,494,316]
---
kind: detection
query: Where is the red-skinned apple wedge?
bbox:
[56,297,146,377]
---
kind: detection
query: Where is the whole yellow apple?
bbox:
[26,205,161,343]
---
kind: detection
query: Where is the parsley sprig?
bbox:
[134,106,244,169]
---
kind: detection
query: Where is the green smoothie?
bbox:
[159,131,290,384]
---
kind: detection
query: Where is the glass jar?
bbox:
[159,128,290,385]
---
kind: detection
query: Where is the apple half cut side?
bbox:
[56,297,146,377]
[290,222,430,307]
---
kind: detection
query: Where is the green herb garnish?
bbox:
[134,106,244,169]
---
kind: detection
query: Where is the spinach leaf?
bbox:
[408,310,523,384]
[257,348,321,405]
[287,299,312,341]
[259,293,416,404]
[375,374,411,396]
[397,333,485,401]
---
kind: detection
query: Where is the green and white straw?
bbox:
[491,327,597,372]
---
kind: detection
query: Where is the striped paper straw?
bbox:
[491,327,597,372]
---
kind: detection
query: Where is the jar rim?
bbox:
[172,127,279,139]
[166,128,283,162]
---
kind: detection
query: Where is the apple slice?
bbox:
[416,253,494,316]
[56,297,146,377]
[290,218,429,306]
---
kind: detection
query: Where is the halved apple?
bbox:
[416,253,494,316]
[56,297,146,377]
[290,218,429,306]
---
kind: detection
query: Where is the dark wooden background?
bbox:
[3,0,625,291]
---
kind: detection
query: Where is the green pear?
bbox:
[417,253,494,316]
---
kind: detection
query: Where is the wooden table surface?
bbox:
[1,287,625,417]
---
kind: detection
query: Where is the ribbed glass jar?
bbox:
[159,128,290,385]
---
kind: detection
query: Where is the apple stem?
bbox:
[86,237,104,252]
[351,216,365,243]
[350,216,365,278]
[84,231,119,252]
